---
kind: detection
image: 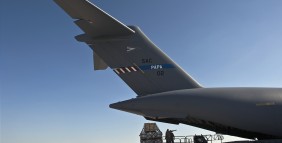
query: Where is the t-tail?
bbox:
[54,0,202,96]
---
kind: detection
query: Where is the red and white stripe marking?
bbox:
[114,66,139,74]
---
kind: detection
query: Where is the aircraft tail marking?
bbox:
[114,66,140,74]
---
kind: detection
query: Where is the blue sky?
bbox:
[1,0,282,143]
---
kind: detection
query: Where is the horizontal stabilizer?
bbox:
[54,0,135,38]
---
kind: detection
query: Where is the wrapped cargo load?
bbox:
[140,123,163,143]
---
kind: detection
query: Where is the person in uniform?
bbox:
[165,129,171,143]
[170,130,175,143]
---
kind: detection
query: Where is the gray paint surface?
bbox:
[54,0,282,140]
[110,88,282,139]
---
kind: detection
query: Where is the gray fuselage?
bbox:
[110,88,282,139]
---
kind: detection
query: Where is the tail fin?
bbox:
[54,0,202,96]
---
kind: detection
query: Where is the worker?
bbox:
[165,129,171,143]
[170,130,175,143]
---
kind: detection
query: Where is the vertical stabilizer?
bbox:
[54,0,202,96]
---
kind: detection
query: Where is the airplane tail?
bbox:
[54,0,202,96]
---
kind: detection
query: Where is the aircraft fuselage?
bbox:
[110,88,282,139]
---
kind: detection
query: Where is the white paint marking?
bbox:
[114,69,120,74]
[120,68,125,73]
[131,67,137,72]
[125,67,131,72]
[126,46,136,52]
